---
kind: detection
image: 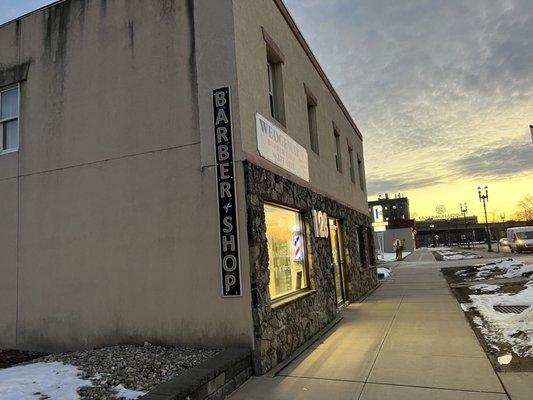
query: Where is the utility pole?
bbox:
[478,186,492,252]
[460,203,469,248]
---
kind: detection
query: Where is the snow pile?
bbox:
[0,361,92,400]
[377,267,391,279]
[502,264,533,279]
[470,283,501,293]
[469,280,533,357]
[377,252,411,261]
[474,259,533,280]
[114,384,146,399]
[436,250,481,260]
[498,354,513,365]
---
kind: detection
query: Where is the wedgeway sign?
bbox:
[256,113,309,182]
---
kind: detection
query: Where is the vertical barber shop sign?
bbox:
[213,87,242,297]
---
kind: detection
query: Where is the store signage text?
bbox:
[372,205,384,223]
[256,113,309,182]
[312,210,329,238]
[213,87,241,297]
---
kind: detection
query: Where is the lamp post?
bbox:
[460,203,469,248]
[478,186,492,252]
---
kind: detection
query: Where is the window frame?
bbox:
[304,83,319,154]
[0,83,20,155]
[264,201,310,302]
[333,127,342,173]
[357,155,365,191]
[348,144,356,184]
[262,27,286,126]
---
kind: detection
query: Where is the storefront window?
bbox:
[264,204,308,299]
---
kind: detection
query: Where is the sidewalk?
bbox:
[228,249,509,399]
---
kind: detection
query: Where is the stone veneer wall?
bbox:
[244,162,379,374]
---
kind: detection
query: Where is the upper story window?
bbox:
[304,84,319,154]
[262,27,285,125]
[357,155,365,191]
[348,145,356,184]
[334,127,342,173]
[0,85,19,154]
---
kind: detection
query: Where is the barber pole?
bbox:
[292,234,304,262]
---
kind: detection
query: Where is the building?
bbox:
[416,217,531,247]
[368,193,411,224]
[0,0,377,374]
[369,194,415,254]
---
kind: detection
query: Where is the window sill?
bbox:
[0,148,18,156]
[271,289,316,310]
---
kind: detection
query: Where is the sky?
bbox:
[284,0,533,221]
[1,0,532,221]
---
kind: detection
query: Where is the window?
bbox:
[262,28,285,125]
[305,84,319,154]
[264,203,308,299]
[357,156,365,190]
[334,129,342,172]
[348,145,355,183]
[0,85,19,154]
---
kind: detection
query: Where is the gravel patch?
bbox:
[33,343,219,400]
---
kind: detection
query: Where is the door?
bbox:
[329,218,346,305]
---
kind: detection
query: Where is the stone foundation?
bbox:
[244,162,379,374]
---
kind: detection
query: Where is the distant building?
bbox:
[368,193,411,224]
[369,194,415,254]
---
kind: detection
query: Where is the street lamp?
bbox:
[460,203,469,248]
[478,185,492,252]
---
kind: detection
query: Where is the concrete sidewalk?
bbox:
[228,249,510,399]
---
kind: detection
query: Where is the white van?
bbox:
[507,226,533,253]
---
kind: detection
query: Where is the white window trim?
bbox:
[0,83,20,156]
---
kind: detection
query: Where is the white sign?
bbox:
[312,210,329,238]
[372,221,388,232]
[372,205,384,223]
[256,113,309,181]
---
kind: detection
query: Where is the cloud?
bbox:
[367,176,443,195]
[285,0,533,198]
[454,143,533,177]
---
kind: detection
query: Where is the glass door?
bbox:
[329,218,346,305]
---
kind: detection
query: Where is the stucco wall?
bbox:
[0,0,253,351]
[232,0,369,216]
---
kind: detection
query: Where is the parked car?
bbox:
[507,226,533,253]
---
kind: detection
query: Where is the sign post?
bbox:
[213,87,242,297]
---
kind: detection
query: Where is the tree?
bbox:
[514,194,533,221]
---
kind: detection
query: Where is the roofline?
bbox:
[0,0,68,30]
[272,0,363,141]
[1,0,365,142]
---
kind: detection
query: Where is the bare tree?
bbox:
[514,194,533,221]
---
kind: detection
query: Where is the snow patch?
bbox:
[113,384,146,399]
[0,361,91,400]
[435,250,481,260]
[377,252,411,261]
[377,267,391,279]
[469,284,501,293]
[468,280,533,357]
[474,259,533,280]
[497,354,513,365]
